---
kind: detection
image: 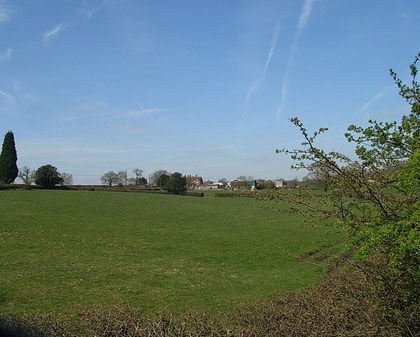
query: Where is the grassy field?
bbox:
[0,189,345,315]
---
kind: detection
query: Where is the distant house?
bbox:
[187,175,203,188]
[274,179,287,189]
[197,182,223,190]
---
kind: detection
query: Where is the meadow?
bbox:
[0,189,345,316]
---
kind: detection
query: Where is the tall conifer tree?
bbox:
[0,131,18,184]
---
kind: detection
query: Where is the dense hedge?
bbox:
[0,266,415,336]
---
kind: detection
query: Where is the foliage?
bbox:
[60,172,73,186]
[34,165,63,187]
[117,170,128,186]
[157,173,169,188]
[100,171,119,186]
[256,179,276,190]
[218,177,228,186]
[150,169,169,188]
[0,131,18,184]
[275,52,420,319]
[133,168,144,185]
[165,172,187,194]
[18,165,35,185]
[137,177,147,186]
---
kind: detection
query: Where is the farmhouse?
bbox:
[274,179,287,188]
[186,174,203,188]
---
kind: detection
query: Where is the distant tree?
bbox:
[256,179,276,190]
[218,178,227,186]
[61,172,73,186]
[118,170,128,186]
[286,178,299,189]
[157,174,169,189]
[0,131,18,184]
[137,177,147,186]
[237,175,247,181]
[306,162,332,193]
[150,169,169,187]
[18,165,35,185]
[133,168,143,185]
[101,171,119,186]
[166,172,187,194]
[35,165,63,187]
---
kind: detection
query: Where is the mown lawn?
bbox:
[0,189,345,315]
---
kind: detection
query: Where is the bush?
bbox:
[276,52,420,323]
[34,165,63,188]
[165,172,187,194]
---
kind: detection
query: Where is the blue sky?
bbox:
[0,0,419,184]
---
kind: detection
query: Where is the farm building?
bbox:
[274,179,287,188]
[186,175,203,188]
[196,182,224,190]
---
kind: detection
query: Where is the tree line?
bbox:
[0,131,72,187]
[100,169,187,194]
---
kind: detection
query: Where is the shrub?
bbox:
[34,165,63,188]
[165,172,187,194]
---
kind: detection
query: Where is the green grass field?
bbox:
[0,189,345,315]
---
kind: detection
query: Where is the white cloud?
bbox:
[0,89,16,115]
[43,23,67,44]
[276,0,315,121]
[0,2,12,23]
[359,86,392,112]
[0,47,12,61]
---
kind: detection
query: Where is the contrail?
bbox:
[244,21,280,117]
[359,86,392,112]
[275,0,315,121]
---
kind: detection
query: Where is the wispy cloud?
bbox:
[83,0,108,19]
[0,47,12,61]
[68,100,166,121]
[123,108,167,118]
[0,89,16,115]
[19,139,134,157]
[121,100,167,117]
[0,2,12,23]
[244,21,280,115]
[118,123,148,134]
[359,86,392,112]
[275,0,315,121]
[43,23,67,44]
[79,100,108,111]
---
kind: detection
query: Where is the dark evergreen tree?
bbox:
[35,165,63,187]
[0,131,18,184]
